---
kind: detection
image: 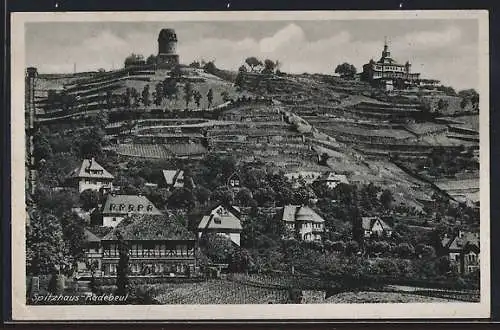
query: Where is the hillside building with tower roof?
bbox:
[157,28,180,69]
[361,39,439,91]
[280,205,325,242]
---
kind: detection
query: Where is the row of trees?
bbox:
[239,57,282,74]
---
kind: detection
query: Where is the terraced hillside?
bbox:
[33,67,253,120]
[235,72,480,207]
[33,68,480,207]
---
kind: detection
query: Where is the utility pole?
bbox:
[73,62,76,73]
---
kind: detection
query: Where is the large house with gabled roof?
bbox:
[441,231,480,274]
[80,214,197,277]
[99,194,162,227]
[66,158,114,193]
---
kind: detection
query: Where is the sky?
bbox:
[25,19,480,90]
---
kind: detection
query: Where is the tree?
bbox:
[460,97,469,109]
[105,90,114,109]
[203,61,217,74]
[458,89,479,110]
[169,65,182,80]
[262,59,277,74]
[206,88,214,108]
[345,240,360,256]
[236,187,253,207]
[183,81,194,108]
[189,61,201,68]
[211,186,235,206]
[395,242,414,258]
[437,99,449,113]
[76,128,105,159]
[221,91,230,102]
[26,210,67,275]
[80,189,101,211]
[142,85,151,107]
[193,90,202,108]
[238,65,248,73]
[154,82,164,106]
[146,54,157,65]
[194,185,211,206]
[319,152,330,166]
[335,62,357,79]
[168,188,195,210]
[33,128,53,164]
[124,53,144,67]
[416,243,436,259]
[60,212,86,262]
[245,57,263,72]
[115,231,130,297]
[201,233,236,264]
[94,110,108,130]
[163,78,178,101]
[380,189,394,210]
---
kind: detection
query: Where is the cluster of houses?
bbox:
[67,158,479,278]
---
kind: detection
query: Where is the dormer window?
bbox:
[216,208,228,216]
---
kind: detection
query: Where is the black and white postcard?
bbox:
[10,10,490,320]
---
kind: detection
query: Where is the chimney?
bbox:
[458,230,464,239]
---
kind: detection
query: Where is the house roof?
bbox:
[445,232,480,251]
[103,214,195,241]
[281,205,325,223]
[197,205,242,232]
[84,228,102,243]
[319,172,349,183]
[162,169,184,187]
[361,216,392,231]
[101,194,162,215]
[67,158,114,180]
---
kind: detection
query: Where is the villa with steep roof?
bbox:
[99,194,162,227]
[362,216,393,238]
[441,231,480,274]
[66,158,114,193]
[280,205,325,241]
[197,205,243,246]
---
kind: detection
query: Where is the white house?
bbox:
[361,216,393,238]
[281,205,325,241]
[284,171,322,188]
[197,205,243,246]
[162,169,192,190]
[100,194,162,227]
[66,158,114,193]
[315,172,349,189]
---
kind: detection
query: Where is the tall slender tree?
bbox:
[115,231,130,297]
[183,81,193,109]
[206,88,214,108]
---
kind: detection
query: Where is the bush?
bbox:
[47,273,65,294]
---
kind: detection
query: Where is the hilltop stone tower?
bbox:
[157,28,179,69]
